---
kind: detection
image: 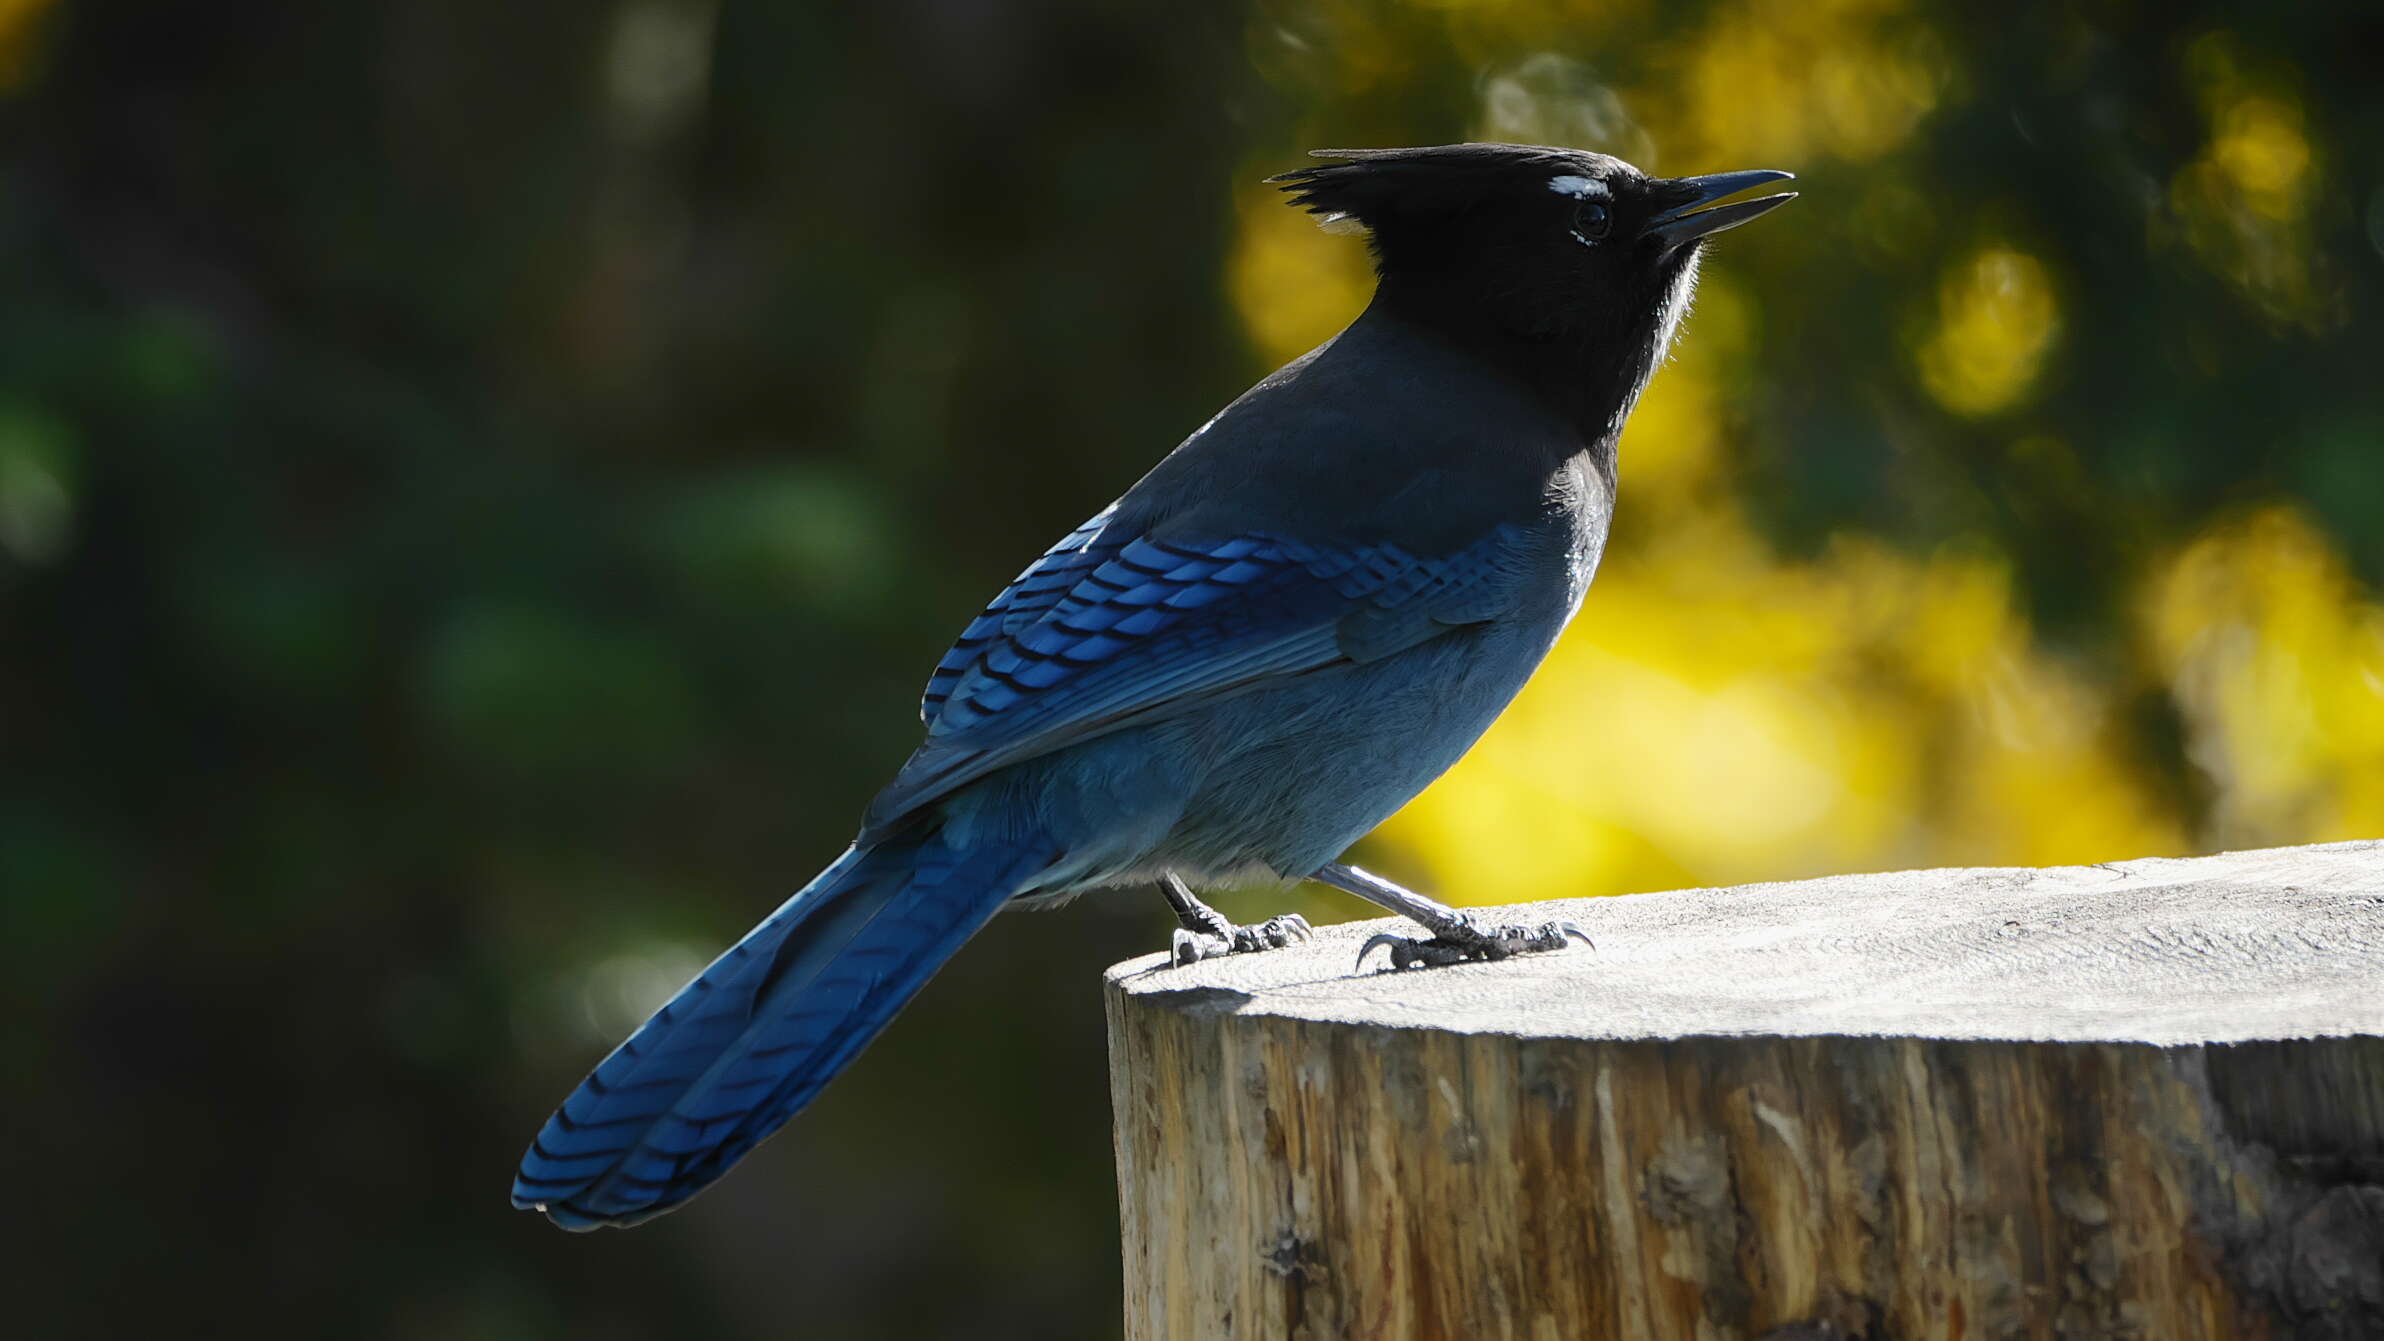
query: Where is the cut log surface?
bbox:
[1104,841,2384,1341]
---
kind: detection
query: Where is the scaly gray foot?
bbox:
[1356,914,1593,971]
[1171,913,1314,967]
[1307,863,1592,972]
[1159,873,1313,967]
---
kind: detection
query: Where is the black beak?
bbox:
[1649,170,1797,248]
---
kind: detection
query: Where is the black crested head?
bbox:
[1271,143,1794,441]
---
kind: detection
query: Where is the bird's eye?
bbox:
[1569,201,1612,248]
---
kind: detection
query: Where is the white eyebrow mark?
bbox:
[1547,175,1606,200]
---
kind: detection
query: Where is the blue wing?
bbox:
[866,509,1526,834]
[920,505,1124,726]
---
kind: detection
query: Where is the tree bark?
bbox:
[1105,841,2384,1340]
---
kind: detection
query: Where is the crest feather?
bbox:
[1267,143,1599,229]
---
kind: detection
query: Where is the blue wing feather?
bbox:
[869,512,1527,835]
[921,505,1124,723]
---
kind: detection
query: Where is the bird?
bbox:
[513,142,1794,1229]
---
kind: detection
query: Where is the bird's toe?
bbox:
[1171,928,1235,967]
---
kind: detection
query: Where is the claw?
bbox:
[1261,914,1313,946]
[1356,931,1409,972]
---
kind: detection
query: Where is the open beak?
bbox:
[1649,170,1797,248]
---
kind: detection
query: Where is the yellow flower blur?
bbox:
[1916,247,2060,417]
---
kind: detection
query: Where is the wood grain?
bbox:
[1105,841,2384,1340]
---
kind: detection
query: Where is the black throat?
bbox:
[1366,250,1700,462]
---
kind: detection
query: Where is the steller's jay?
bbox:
[515,143,1793,1229]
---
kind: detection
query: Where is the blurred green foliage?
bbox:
[3,1,2379,1338]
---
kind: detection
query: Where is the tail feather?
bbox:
[512,831,1053,1229]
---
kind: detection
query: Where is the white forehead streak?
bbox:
[1547,174,1606,200]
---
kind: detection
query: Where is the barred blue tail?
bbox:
[511,829,1054,1229]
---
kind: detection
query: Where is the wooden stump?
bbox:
[1104,842,2384,1341]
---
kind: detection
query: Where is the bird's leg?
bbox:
[1160,873,1313,967]
[1311,863,1592,971]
